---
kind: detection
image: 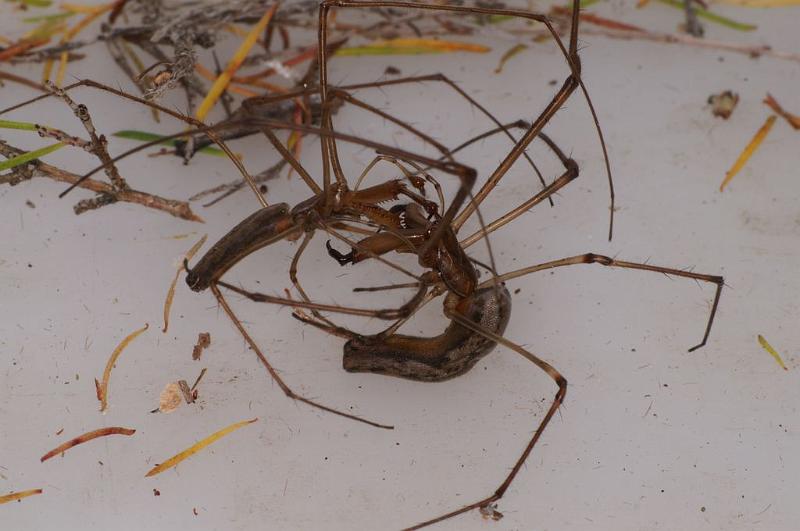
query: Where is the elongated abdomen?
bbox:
[343,285,512,382]
[186,203,295,292]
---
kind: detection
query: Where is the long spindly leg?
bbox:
[209,283,393,430]
[480,253,724,352]
[318,0,614,239]
[336,76,552,206]
[396,304,566,530]
[460,133,578,249]
[288,230,338,329]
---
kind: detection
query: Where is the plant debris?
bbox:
[763,93,800,129]
[192,332,211,360]
[40,427,136,462]
[494,43,527,74]
[708,90,739,119]
[163,235,207,333]
[195,3,278,121]
[336,38,491,56]
[719,115,776,191]
[96,323,149,412]
[145,418,258,477]
[158,382,183,413]
[0,488,43,505]
[758,334,789,371]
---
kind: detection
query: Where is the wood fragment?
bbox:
[178,380,194,404]
[763,93,800,130]
[719,115,776,191]
[163,235,208,333]
[758,334,789,371]
[97,323,149,412]
[40,427,136,462]
[190,368,207,395]
[0,489,43,505]
[192,332,211,360]
[145,418,258,477]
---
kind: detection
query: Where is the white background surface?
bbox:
[2,2,799,530]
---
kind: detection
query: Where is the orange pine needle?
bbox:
[40,427,136,462]
[764,93,800,130]
[195,3,278,121]
[97,323,149,412]
[0,489,42,505]
[719,115,776,192]
[194,64,261,98]
[48,2,114,85]
[145,418,258,477]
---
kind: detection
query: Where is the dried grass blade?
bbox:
[195,3,278,121]
[0,489,43,505]
[758,335,789,371]
[40,427,136,462]
[145,418,258,477]
[97,323,149,412]
[719,115,776,191]
[163,235,208,333]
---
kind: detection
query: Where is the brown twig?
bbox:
[0,142,202,221]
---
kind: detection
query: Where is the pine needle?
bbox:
[719,115,776,192]
[337,38,491,56]
[195,3,278,121]
[758,335,789,371]
[0,489,43,505]
[145,418,258,477]
[162,235,208,333]
[0,142,65,171]
[96,323,149,412]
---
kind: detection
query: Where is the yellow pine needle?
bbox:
[162,234,208,333]
[338,37,491,55]
[145,418,258,477]
[195,3,278,121]
[0,489,43,505]
[47,2,114,85]
[97,323,149,412]
[758,335,789,371]
[61,3,110,14]
[719,115,776,192]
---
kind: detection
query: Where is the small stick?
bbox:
[0,142,202,221]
